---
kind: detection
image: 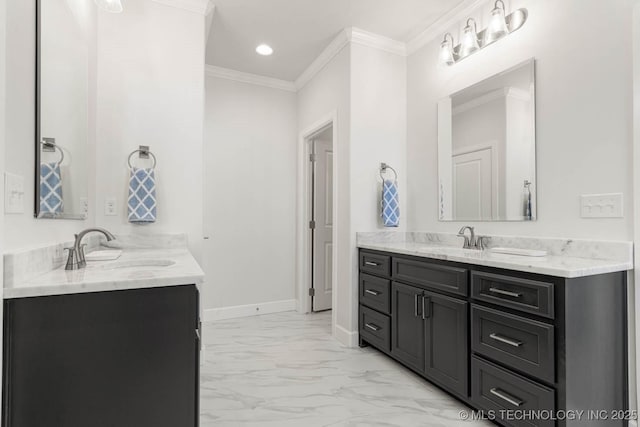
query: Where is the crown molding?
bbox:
[294,28,351,91]
[349,27,407,56]
[205,65,297,92]
[151,0,214,15]
[406,0,488,55]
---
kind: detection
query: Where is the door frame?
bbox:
[296,111,338,317]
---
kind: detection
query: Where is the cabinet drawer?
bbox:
[471,271,554,319]
[360,252,391,277]
[359,305,391,352]
[393,257,468,296]
[472,356,555,427]
[359,274,391,314]
[472,305,554,383]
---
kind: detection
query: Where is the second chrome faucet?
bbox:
[457,226,488,250]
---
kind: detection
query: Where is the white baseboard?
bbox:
[203,299,296,322]
[334,323,358,348]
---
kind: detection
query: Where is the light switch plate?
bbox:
[4,172,25,214]
[580,193,623,218]
[104,197,117,216]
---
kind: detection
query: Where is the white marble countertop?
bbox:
[4,247,204,299]
[357,234,633,278]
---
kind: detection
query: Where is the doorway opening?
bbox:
[308,125,333,312]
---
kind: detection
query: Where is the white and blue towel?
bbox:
[128,167,157,223]
[382,179,399,227]
[40,162,63,215]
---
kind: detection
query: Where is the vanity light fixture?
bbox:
[485,0,509,44]
[459,18,480,58]
[440,33,456,66]
[256,44,274,56]
[95,0,123,13]
[439,1,528,66]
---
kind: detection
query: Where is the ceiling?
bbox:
[205,0,466,81]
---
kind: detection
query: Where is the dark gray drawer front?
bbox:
[471,271,554,319]
[359,274,391,314]
[360,252,391,277]
[393,258,468,296]
[472,305,554,383]
[472,356,555,427]
[359,305,391,352]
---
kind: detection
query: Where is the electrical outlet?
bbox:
[104,197,117,216]
[4,173,25,214]
[80,197,88,215]
[580,193,623,218]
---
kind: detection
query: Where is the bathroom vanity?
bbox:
[357,233,632,427]
[2,240,204,427]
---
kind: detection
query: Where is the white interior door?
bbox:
[452,148,493,220]
[312,137,333,312]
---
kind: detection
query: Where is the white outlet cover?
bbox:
[104,197,117,216]
[4,172,25,214]
[580,193,623,218]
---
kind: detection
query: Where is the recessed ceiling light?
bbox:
[256,44,273,56]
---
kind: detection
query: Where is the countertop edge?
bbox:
[357,243,633,278]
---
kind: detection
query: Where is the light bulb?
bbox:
[95,0,123,13]
[256,44,274,56]
[440,34,455,66]
[459,19,479,58]
[485,0,508,44]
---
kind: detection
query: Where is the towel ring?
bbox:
[128,149,157,169]
[41,140,64,166]
[379,163,397,182]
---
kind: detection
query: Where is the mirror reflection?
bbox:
[438,59,536,221]
[35,0,93,219]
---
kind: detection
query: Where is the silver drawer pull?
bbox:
[489,287,522,298]
[365,289,380,296]
[490,388,524,407]
[365,323,381,332]
[489,333,523,347]
[365,261,379,267]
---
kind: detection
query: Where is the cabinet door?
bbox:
[391,282,425,373]
[424,291,469,398]
[3,285,199,427]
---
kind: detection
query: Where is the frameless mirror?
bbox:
[35,0,94,219]
[437,59,536,221]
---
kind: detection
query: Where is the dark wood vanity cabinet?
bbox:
[359,249,628,427]
[2,285,200,427]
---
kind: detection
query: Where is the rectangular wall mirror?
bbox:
[437,59,536,222]
[35,0,93,219]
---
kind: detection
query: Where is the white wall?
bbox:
[4,0,94,250]
[349,42,406,334]
[203,75,297,311]
[0,0,7,419]
[297,46,352,339]
[297,41,407,344]
[407,0,634,240]
[95,0,205,262]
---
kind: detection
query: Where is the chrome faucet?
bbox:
[457,226,488,250]
[65,227,116,270]
[457,226,476,249]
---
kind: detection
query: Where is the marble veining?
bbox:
[200,311,491,427]
[357,232,633,278]
[4,233,203,299]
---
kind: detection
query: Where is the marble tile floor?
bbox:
[200,311,493,427]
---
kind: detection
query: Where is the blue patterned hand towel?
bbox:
[382,179,399,227]
[128,167,157,223]
[40,162,63,214]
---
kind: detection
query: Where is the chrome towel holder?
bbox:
[379,162,397,182]
[128,145,157,169]
[41,138,64,165]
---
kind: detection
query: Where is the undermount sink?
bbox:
[101,259,176,270]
